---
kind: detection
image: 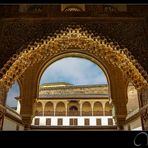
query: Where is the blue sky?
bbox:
[40,57,107,85]
[6,81,20,108]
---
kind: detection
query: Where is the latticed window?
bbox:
[108,118,113,125]
[70,118,73,126]
[74,119,78,126]
[69,118,78,126]
[46,118,51,125]
[96,119,101,126]
[84,118,90,126]
[34,118,40,125]
[58,118,63,126]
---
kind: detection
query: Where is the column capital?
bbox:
[113,115,126,130]
[22,114,33,130]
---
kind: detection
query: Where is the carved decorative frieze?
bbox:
[0,20,147,91]
[0,19,147,73]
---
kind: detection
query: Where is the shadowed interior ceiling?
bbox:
[0,4,148,74]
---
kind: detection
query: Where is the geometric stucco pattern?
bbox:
[0,19,148,75]
[0,25,147,91]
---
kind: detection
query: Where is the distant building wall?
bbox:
[2,116,24,131]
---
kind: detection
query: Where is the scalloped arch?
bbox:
[0,27,147,90]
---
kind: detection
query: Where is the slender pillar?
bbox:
[80,102,83,116]
[42,102,45,116]
[91,102,94,116]
[53,102,56,116]
[65,102,68,116]
[102,102,106,116]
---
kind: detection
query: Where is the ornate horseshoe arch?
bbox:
[0,26,148,92]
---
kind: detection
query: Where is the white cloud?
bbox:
[40,57,107,85]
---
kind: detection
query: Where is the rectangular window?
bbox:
[34,118,39,125]
[46,118,51,126]
[108,118,113,125]
[73,119,78,126]
[84,118,89,126]
[58,118,63,126]
[70,118,73,126]
[96,119,101,126]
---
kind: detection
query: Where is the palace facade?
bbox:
[32,83,115,129]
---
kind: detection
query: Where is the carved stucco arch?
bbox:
[0,26,147,95]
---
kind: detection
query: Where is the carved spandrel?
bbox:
[0,20,147,73]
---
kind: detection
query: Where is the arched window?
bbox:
[105,102,112,116]
[44,102,54,116]
[68,101,80,116]
[82,102,92,116]
[93,102,103,116]
[6,81,20,113]
[35,102,43,116]
[69,106,78,116]
[56,102,65,116]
